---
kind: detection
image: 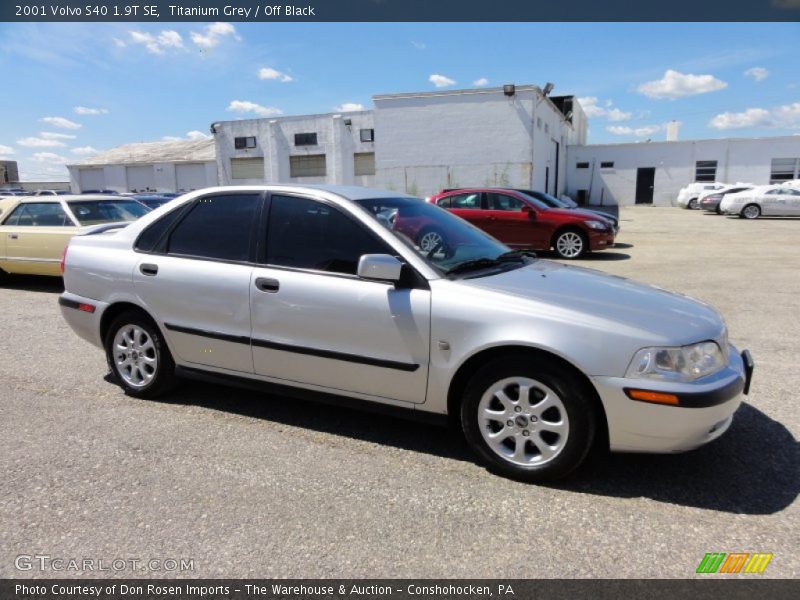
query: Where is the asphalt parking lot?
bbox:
[0,206,798,579]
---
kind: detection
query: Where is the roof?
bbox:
[69,138,215,167]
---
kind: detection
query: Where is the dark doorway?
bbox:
[635,167,655,204]
[544,167,549,196]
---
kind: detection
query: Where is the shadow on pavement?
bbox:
[0,274,63,293]
[155,380,797,515]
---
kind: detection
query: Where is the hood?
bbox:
[544,207,606,222]
[463,260,725,346]
[567,207,617,224]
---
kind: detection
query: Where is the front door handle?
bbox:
[8,233,18,239]
[140,263,158,276]
[255,277,280,293]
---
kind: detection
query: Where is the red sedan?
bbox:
[427,188,615,259]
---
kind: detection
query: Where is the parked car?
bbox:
[428,188,615,259]
[676,182,726,209]
[699,186,753,214]
[719,185,800,219]
[59,185,752,481]
[34,189,71,196]
[81,189,120,195]
[0,195,150,278]
[132,193,180,210]
[510,189,619,233]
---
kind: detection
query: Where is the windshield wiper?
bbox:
[445,251,536,276]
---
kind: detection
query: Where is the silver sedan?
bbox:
[59,185,753,482]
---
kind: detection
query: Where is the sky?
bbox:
[1,22,799,181]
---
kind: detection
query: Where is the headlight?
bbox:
[626,341,725,382]
[585,220,607,230]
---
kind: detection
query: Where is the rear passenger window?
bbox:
[436,197,452,208]
[486,193,525,211]
[266,195,387,275]
[135,206,191,253]
[166,194,260,262]
[2,202,72,226]
[448,193,481,209]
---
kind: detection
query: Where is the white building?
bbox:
[212,85,586,198]
[67,138,217,193]
[567,135,800,207]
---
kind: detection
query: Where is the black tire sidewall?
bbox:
[104,311,175,398]
[460,356,596,482]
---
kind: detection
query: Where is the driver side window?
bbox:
[266,195,389,275]
[486,193,525,212]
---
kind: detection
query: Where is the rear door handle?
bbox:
[255,277,280,293]
[140,263,158,276]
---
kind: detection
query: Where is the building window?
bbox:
[234,136,257,150]
[694,160,718,182]
[536,117,542,130]
[600,161,615,169]
[230,157,264,179]
[770,158,800,183]
[290,154,326,177]
[360,128,375,143]
[576,162,590,169]
[294,133,318,146]
[354,152,375,176]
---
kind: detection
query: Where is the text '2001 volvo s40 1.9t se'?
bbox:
[59,185,754,482]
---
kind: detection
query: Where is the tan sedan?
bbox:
[0,195,150,278]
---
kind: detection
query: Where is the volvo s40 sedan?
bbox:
[59,185,753,481]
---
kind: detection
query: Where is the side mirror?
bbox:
[522,205,536,219]
[357,254,403,283]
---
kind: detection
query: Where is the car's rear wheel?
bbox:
[104,310,177,398]
[742,204,761,220]
[461,356,597,482]
[553,229,587,259]
[687,198,698,209]
[416,227,446,254]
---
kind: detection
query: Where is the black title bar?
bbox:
[2,0,800,22]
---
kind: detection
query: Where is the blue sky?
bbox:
[1,22,799,181]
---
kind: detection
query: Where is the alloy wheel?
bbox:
[113,324,158,388]
[478,377,570,467]
[556,232,584,258]
[742,205,760,219]
[418,230,444,253]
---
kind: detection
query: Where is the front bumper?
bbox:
[588,229,616,251]
[592,346,752,453]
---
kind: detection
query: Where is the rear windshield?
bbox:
[67,200,150,225]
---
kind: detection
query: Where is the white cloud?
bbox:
[334,103,365,112]
[744,67,769,82]
[429,74,456,88]
[113,38,127,48]
[74,106,109,115]
[226,100,283,118]
[709,108,772,130]
[17,136,67,148]
[71,146,99,156]
[186,130,208,140]
[258,67,293,83]
[607,125,661,137]
[411,41,426,50]
[0,144,14,156]
[473,78,489,87]
[636,69,727,99]
[578,97,632,121]
[162,136,182,142]
[191,22,239,50]
[41,116,81,130]
[40,132,77,140]
[32,152,68,164]
[129,29,185,54]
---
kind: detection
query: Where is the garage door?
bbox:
[126,166,155,192]
[231,157,264,180]
[78,168,105,192]
[175,163,208,192]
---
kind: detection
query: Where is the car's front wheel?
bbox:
[553,229,587,259]
[741,204,761,220]
[461,356,597,482]
[104,310,177,398]
[687,198,698,210]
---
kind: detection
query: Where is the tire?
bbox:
[104,309,177,398]
[553,229,587,259]
[741,204,761,220]
[687,198,698,210]
[460,356,597,482]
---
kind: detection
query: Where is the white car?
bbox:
[59,185,753,482]
[676,182,726,209]
[720,185,800,219]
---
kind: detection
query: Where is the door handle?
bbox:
[140,263,158,276]
[255,277,280,293]
[8,233,18,239]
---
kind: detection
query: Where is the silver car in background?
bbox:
[59,185,753,481]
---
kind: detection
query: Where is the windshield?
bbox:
[524,190,568,208]
[67,200,150,225]
[356,197,530,275]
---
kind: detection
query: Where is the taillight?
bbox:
[60,245,68,273]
